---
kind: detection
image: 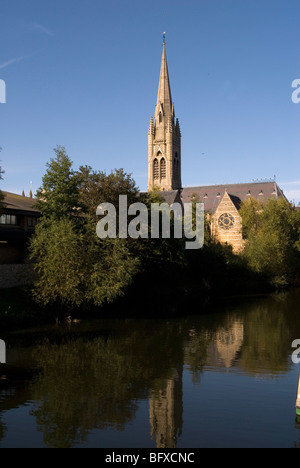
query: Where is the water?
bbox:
[1,289,300,448]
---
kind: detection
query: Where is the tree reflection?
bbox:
[29,319,186,448]
[0,290,300,447]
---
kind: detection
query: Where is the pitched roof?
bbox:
[0,191,40,214]
[157,182,287,213]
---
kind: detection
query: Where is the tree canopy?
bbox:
[240,197,300,286]
[29,147,140,315]
[28,146,300,317]
[34,146,80,220]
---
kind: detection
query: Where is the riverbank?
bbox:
[0,287,54,330]
[0,275,276,332]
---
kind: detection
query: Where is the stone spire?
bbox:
[155,40,174,123]
[147,38,181,192]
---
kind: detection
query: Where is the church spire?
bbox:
[148,37,181,192]
[155,38,173,123]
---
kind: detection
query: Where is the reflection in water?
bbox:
[0,289,300,447]
[215,321,244,368]
[149,367,183,448]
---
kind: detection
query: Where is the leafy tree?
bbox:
[239,197,264,239]
[35,146,80,220]
[29,217,139,312]
[29,151,140,314]
[29,217,86,309]
[240,197,300,286]
[75,166,139,219]
[84,232,140,307]
[189,192,211,245]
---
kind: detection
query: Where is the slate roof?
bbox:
[159,182,287,214]
[0,191,39,215]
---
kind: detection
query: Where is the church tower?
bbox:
[147,37,182,192]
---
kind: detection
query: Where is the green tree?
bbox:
[189,192,211,245]
[35,146,80,220]
[29,217,139,312]
[29,217,86,309]
[239,197,264,239]
[240,197,300,286]
[76,166,139,219]
[29,151,140,314]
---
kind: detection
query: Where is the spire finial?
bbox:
[163,32,166,45]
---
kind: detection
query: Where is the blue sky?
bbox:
[0,0,299,203]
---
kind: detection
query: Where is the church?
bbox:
[147,38,287,252]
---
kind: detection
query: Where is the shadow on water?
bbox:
[1,288,300,447]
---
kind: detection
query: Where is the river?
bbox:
[1,289,300,448]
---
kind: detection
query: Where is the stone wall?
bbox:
[211,192,244,253]
[0,264,34,289]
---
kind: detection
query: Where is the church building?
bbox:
[147,39,287,252]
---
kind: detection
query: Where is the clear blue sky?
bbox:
[0,0,299,203]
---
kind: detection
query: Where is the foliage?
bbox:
[76,165,139,219]
[83,222,140,307]
[28,146,300,316]
[240,197,300,286]
[35,146,80,220]
[29,151,140,314]
[189,192,212,245]
[239,197,264,239]
[29,217,87,309]
[29,212,139,314]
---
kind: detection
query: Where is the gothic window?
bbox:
[153,158,159,179]
[218,213,235,231]
[159,112,162,123]
[160,158,166,179]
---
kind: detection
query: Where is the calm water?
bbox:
[1,289,300,448]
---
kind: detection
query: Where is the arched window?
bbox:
[153,158,159,179]
[159,112,162,123]
[160,158,166,178]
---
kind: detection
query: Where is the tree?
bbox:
[75,165,140,219]
[29,217,87,309]
[29,151,140,314]
[240,197,300,286]
[35,146,80,220]
[239,197,264,239]
[29,216,139,313]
